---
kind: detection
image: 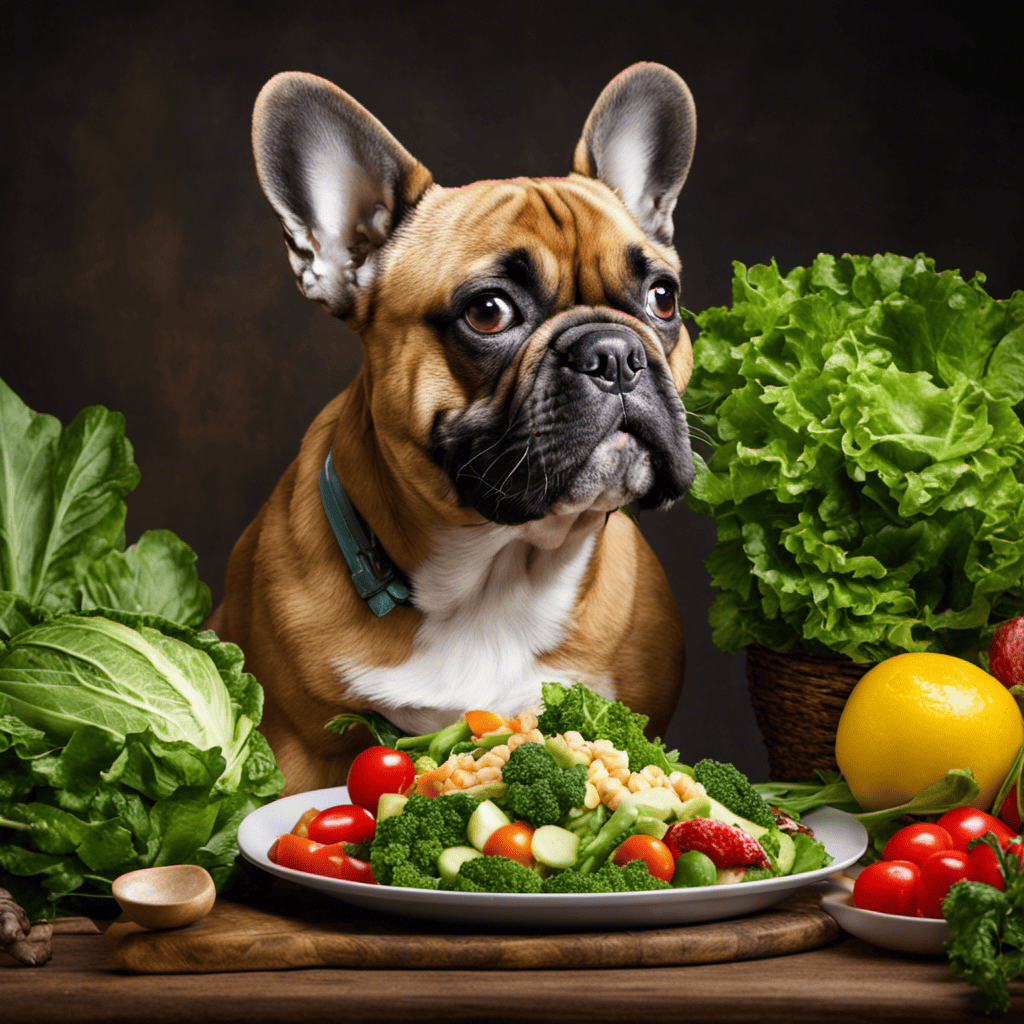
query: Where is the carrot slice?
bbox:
[465,710,508,736]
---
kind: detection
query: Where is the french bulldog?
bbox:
[208,62,698,795]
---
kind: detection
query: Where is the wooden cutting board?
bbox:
[106,887,841,973]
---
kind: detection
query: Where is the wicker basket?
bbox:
[746,643,877,782]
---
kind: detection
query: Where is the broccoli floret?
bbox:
[536,681,687,775]
[541,870,614,894]
[542,859,672,893]
[369,790,479,886]
[390,860,441,890]
[500,741,587,827]
[595,858,673,891]
[692,758,776,829]
[441,855,543,893]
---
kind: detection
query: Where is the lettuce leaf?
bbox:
[0,379,210,626]
[686,254,1024,661]
[0,609,284,919]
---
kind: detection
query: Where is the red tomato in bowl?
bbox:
[346,746,416,812]
[852,860,920,916]
[918,849,970,918]
[612,835,676,883]
[881,823,954,868]
[307,804,376,846]
[936,807,1016,851]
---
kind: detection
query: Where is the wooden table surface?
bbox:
[5,920,1021,1024]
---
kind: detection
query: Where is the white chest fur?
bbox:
[334,511,613,734]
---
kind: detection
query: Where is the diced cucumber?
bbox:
[530,825,580,869]
[705,796,769,839]
[715,866,747,884]
[437,845,482,882]
[676,795,712,821]
[774,831,796,874]
[544,736,582,769]
[466,799,511,851]
[633,815,669,841]
[617,787,685,820]
[376,792,408,821]
[672,849,717,888]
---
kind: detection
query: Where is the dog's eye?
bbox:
[646,282,677,321]
[463,292,519,334]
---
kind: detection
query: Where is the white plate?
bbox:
[821,892,950,955]
[237,787,867,928]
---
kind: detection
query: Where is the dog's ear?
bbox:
[252,72,433,318]
[573,63,695,246]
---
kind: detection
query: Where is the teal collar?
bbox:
[319,451,411,616]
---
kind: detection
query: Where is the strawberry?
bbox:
[664,818,770,869]
[989,616,1024,689]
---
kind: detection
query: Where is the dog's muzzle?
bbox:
[559,323,648,396]
[431,317,695,525]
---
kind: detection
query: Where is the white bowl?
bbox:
[821,891,950,955]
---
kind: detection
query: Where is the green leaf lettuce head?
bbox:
[0,377,210,627]
[685,254,1024,661]
[0,607,285,919]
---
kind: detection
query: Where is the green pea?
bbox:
[672,849,717,887]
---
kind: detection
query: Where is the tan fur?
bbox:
[216,73,695,795]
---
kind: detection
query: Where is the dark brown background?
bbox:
[2,2,1021,780]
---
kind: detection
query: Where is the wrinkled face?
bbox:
[366,175,695,526]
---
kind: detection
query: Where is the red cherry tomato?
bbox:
[881,823,955,868]
[307,843,377,883]
[937,807,1016,851]
[612,835,677,883]
[853,860,920,916]
[998,782,1021,832]
[346,746,416,813]
[271,833,323,873]
[307,804,377,846]
[967,841,1007,890]
[482,823,535,866]
[917,849,970,918]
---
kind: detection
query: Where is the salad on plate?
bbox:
[264,682,837,895]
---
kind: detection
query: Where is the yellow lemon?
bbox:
[835,652,1023,812]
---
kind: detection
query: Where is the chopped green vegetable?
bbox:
[536,681,689,775]
[442,854,542,893]
[789,833,832,874]
[574,801,640,874]
[693,758,776,829]
[500,741,587,828]
[368,791,480,888]
[756,767,980,861]
[686,254,1024,662]
[943,833,1024,1016]
[541,859,673,893]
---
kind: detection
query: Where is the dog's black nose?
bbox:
[564,328,647,394]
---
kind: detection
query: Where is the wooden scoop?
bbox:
[111,865,216,930]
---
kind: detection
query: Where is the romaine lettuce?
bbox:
[0,378,210,626]
[686,254,1024,662]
